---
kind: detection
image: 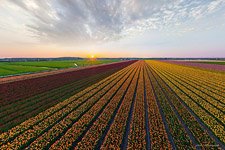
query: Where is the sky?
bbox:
[0,0,225,58]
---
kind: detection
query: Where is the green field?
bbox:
[0,59,120,77]
[195,61,225,65]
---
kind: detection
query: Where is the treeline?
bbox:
[0,57,83,62]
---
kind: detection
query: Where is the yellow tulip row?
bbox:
[0,62,137,149]
[150,63,225,125]
[147,61,225,144]
[159,62,225,101]
[157,65,225,101]
[146,64,218,147]
[169,61,225,84]
[147,64,193,149]
[156,68,225,111]
[159,61,225,95]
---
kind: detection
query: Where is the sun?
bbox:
[88,54,97,60]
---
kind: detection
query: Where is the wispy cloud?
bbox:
[3,0,225,45]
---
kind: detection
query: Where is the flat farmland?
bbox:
[0,59,120,77]
[0,60,224,149]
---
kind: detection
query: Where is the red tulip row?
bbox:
[48,62,140,149]
[0,60,136,106]
[0,70,120,132]
[0,62,134,149]
[0,61,136,132]
[0,68,117,116]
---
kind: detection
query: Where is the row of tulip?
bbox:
[160,64,225,99]
[143,65,172,149]
[162,60,225,81]
[148,60,225,145]
[146,63,217,147]
[156,63,225,104]
[0,60,136,106]
[159,61,225,94]
[26,62,138,150]
[162,60,225,72]
[100,63,141,149]
[0,75,107,131]
[0,62,134,132]
[147,63,193,149]
[0,70,111,118]
[156,67,225,113]
[127,62,146,149]
[157,72,225,143]
[153,66,225,125]
[164,70,225,103]
[0,62,134,148]
[73,62,141,150]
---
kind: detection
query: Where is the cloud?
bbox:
[6,0,225,45]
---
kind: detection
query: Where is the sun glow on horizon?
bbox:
[87,54,96,59]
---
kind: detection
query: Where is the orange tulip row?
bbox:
[0,62,137,149]
[74,62,141,150]
[127,63,146,149]
[27,62,137,150]
[144,65,172,149]
[51,61,140,149]
[101,63,142,149]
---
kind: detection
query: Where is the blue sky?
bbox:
[0,0,225,58]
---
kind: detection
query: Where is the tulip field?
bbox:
[0,60,225,149]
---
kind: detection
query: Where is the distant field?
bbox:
[0,59,120,77]
[195,61,225,65]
